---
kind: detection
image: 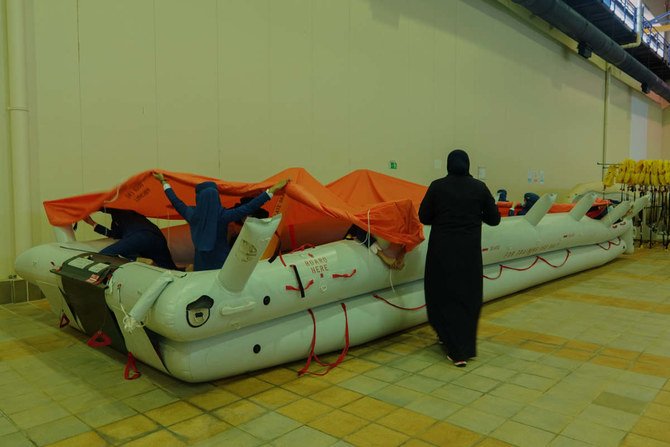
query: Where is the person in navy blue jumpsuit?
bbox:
[153,173,287,271]
[84,209,177,270]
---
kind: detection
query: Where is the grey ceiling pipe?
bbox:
[513,0,670,102]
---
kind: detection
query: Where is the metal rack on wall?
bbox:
[565,0,670,80]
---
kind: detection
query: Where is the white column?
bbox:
[7,0,32,256]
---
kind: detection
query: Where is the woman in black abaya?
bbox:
[419,149,501,367]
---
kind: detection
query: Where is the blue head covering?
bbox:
[518,192,540,215]
[447,149,470,176]
[191,182,221,252]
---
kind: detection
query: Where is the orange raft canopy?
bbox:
[43,168,427,252]
[43,168,610,253]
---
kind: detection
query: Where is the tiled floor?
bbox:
[1,246,669,446]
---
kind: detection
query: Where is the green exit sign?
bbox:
[389,160,398,169]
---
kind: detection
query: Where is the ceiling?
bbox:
[644,0,667,18]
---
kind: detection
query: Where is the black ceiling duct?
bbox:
[512,0,670,102]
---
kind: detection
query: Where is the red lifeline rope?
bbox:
[285,264,314,297]
[597,238,622,250]
[483,249,571,280]
[124,352,141,380]
[277,243,317,267]
[288,224,297,251]
[290,244,316,252]
[285,279,315,294]
[298,303,350,376]
[86,330,112,348]
[332,269,357,279]
[373,293,426,311]
[58,313,70,328]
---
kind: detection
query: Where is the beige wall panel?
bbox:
[155,0,218,177]
[310,0,351,182]
[646,99,663,160]
[24,1,42,246]
[0,0,13,276]
[32,1,81,198]
[451,0,518,190]
[402,2,440,183]
[431,1,458,181]
[662,106,670,159]
[453,1,606,201]
[266,0,313,178]
[32,0,83,245]
[218,0,271,181]
[78,0,157,190]
[348,0,411,175]
[606,77,632,165]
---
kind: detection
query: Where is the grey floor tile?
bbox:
[405,395,461,419]
[492,420,556,447]
[512,405,573,434]
[192,428,263,447]
[578,404,638,431]
[338,375,388,395]
[592,391,648,415]
[548,435,595,446]
[0,416,19,437]
[489,383,543,403]
[238,412,301,441]
[395,374,444,393]
[452,373,500,393]
[432,383,483,405]
[446,406,506,435]
[271,426,338,447]
[363,365,412,383]
[510,372,558,391]
[471,364,517,381]
[0,431,36,447]
[470,394,525,418]
[560,418,626,447]
[25,415,89,446]
[370,384,423,407]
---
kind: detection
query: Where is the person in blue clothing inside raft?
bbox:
[517,192,540,216]
[83,209,178,270]
[152,172,288,271]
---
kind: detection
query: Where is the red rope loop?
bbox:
[285,279,315,293]
[483,249,571,280]
[59,313,70,328]
[86,330,112,348]
[332,269,357,279]
[372,293,426,311]
[277,243,317,267]
[597,238,622,250]
[298,303,350,376]
[290,244,316,253]
[124,351,141,380]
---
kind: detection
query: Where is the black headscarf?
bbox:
[447,149,470,176]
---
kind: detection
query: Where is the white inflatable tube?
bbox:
[122,271,174,333]
[14,193,648,383]
[217,215,282,292]
[159,240,624,382]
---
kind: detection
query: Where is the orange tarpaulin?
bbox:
[326,169,428,210]
[44,168,426,251]
[43,168,609,252]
